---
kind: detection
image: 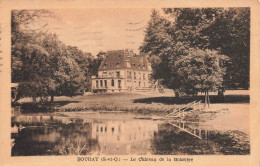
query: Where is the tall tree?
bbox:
[140,8,250,99]
[164,8,250,89]
[202,8,250,89]
[176,49,228,107]
[140,10,184,96]
[88,51,106,76]
[12,10,86,104]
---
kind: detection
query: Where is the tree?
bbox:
[140,10,184,97]
[12,10,87,104]
[141,8,250,100]
[66,46,93,91]
[11,10,51,83]
[202,8,250,89]
[164,8,250,89]
[34,33,86,103]
[15,42,52,103]
[88,51,105,76]
[176,49,228,107]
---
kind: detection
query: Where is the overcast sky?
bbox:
[34,9,154,56]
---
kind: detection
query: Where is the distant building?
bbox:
[91,49,152,92]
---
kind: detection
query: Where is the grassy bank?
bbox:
[16,90,249,114]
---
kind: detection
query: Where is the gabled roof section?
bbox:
[99,49,151,71]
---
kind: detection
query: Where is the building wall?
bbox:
[92,69,151,92]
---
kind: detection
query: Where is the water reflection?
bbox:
[92,120,158,155]
[11,113,249,155]
[12,113,160,155]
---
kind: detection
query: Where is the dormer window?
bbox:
[103,72,107,77]
[104,63,107,67]
[116,62,120,67]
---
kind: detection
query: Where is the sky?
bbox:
[33,9,154,56]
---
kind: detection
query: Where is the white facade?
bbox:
[91,49,152,92]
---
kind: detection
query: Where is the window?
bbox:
[100,80,103,87]
[139,81,141,87]
[104,80,107,88]
[134,72,136,79]
[118,80,121,88]
[127,71,132,79]
[139,73,141,79]
[143,73,145,80]
[103,72,107,77]
[116,71,120,78]
[111,79,114,87]
[96,80,99,88]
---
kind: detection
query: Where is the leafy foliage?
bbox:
[164,8,250,89]
[140,8,249,99]
[176,49,228,96]
[11,10,95,103]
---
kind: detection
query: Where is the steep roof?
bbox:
[99,49,151,71]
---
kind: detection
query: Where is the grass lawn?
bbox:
[17,90,249,111]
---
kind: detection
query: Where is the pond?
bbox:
[11,112,249,156]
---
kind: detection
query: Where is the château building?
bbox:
[91,49,152,92]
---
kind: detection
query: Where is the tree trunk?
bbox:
[50,94,54,103]
[32,96,36,103]
[175,91,180,98]
[207,90,210,108]
[218,88,224,102]
[204,91,207,108]
[204,90,210,109]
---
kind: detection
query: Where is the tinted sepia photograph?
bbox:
[10,8,250,156]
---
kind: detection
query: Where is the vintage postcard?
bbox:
[0,0,259,165]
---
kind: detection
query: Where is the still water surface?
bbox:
[11,112,247,155]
